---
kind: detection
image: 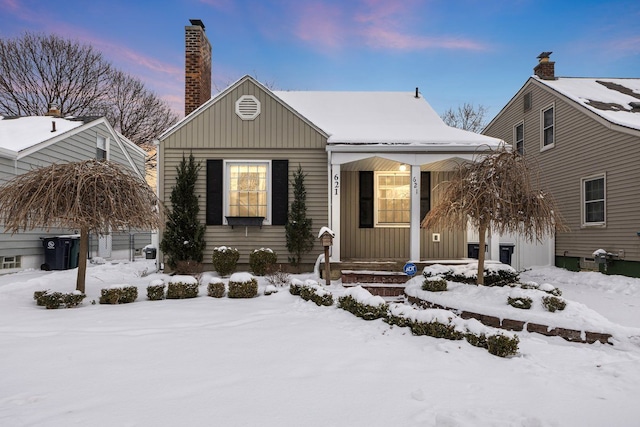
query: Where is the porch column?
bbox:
[330,163,341,261]
[410,165,421,261]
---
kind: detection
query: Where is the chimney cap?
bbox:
[189,19,205,30]
[537,51,553,62]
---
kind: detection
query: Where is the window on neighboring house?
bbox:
[1,255,21,269]
[97,135,107,159]
[375,172,410,226]
[227,162,269,219]
[514,122,524,155]
[582,175,606,226]
[541,105,554,149]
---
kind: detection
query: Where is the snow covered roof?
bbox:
[534,76,640,130]
[273,90,502,148]
[0,116,86,153]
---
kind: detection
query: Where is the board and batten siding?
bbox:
[484,81,640,262]
[160,79,329,268]
[339,170,465,260]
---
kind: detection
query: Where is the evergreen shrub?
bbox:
[147,281,165,300]
[507,296,533,309]
[99,286,138,304]
[299,284,333,306]
[228,276,258,299]
[166,282,199,299]
[207,280,225,298]
[422,277,448,292]
[34,290,85,309]
[249,248,277,276]
[487,334,520,357]
[410,320,464,340]
[337,295,388,321]
[542,295,566,312]
[212,246,239,277]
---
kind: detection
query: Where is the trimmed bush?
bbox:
[34,290,85,309]
[228,275,258,299]
[207,280,226,298]
[100,286,138,304]
[507,296,533,310]
[147,280,165,301]
[249,248,277,276]
[422,277,447,292]
[465,332,489,349]
[337,295,388,321]
[542,295,566,312]
[487,334,520,357]
[264,285,278,296]
[299,284,333,306]
[212,246,240,277]
[424,264,519,287]
[166,281,199,299]
[411,320,464,340]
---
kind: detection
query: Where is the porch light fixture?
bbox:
[399,164,407,172]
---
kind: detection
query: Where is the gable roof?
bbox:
[274,90,502,148]
[534,77,640,131]
[160,75,503,150]
[0,115,146,178]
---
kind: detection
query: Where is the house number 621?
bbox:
[333,174,340,195]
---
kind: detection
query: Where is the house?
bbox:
[0,109,150,272]
[483,52,640,276]
[157,20,504,273]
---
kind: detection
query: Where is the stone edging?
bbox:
[405,294,612,345]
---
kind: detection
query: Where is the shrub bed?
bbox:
[34,290,85,309]
[99,285,138,304]
[337,288,388,321]
[249,248,277,276]
[299,283,334,306]
[228,273,258,299]
[212,246,239,277]
[423,263,519,287]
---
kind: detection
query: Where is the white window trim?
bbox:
[514,120,524,155]
[0,255,21,269]
[581,173,606,228]
[223,160,271,225]
[373,171,410,228]
[540,104,555,152]
[97,135,109,160]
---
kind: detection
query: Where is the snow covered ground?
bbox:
[1,260,640,427]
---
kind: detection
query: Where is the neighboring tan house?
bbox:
[0,109,150,272]
[483,52,640,276]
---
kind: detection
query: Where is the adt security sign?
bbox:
[403,262,417,276]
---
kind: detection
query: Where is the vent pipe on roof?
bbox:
[415,87,419,98]
[51,121,56,132]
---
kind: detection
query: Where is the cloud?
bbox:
[289,0,488,52]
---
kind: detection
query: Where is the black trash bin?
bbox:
[41,236,80,270]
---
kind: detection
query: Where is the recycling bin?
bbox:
[41,236,80,270]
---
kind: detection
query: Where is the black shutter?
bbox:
[359,171,374,228]
[271,160,289,225]
[420,171,431,220]
[206,159,223,225]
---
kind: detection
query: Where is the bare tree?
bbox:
[0,160,160,293]
[0,32,178,171]
[421,148,567,285]
[441,103,488,133]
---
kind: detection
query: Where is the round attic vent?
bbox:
[235,95,261,120]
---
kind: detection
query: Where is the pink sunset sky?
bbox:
[0,0,638,118]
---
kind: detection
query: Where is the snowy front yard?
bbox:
[1,260,640,426]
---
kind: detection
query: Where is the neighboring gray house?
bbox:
[0,110,150,272]
[483,53,640,276]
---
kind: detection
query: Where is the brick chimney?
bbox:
[534,51,555,80]
[185,19,212,116]
[45,103,62,117]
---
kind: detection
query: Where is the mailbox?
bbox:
[320,231,333,247]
